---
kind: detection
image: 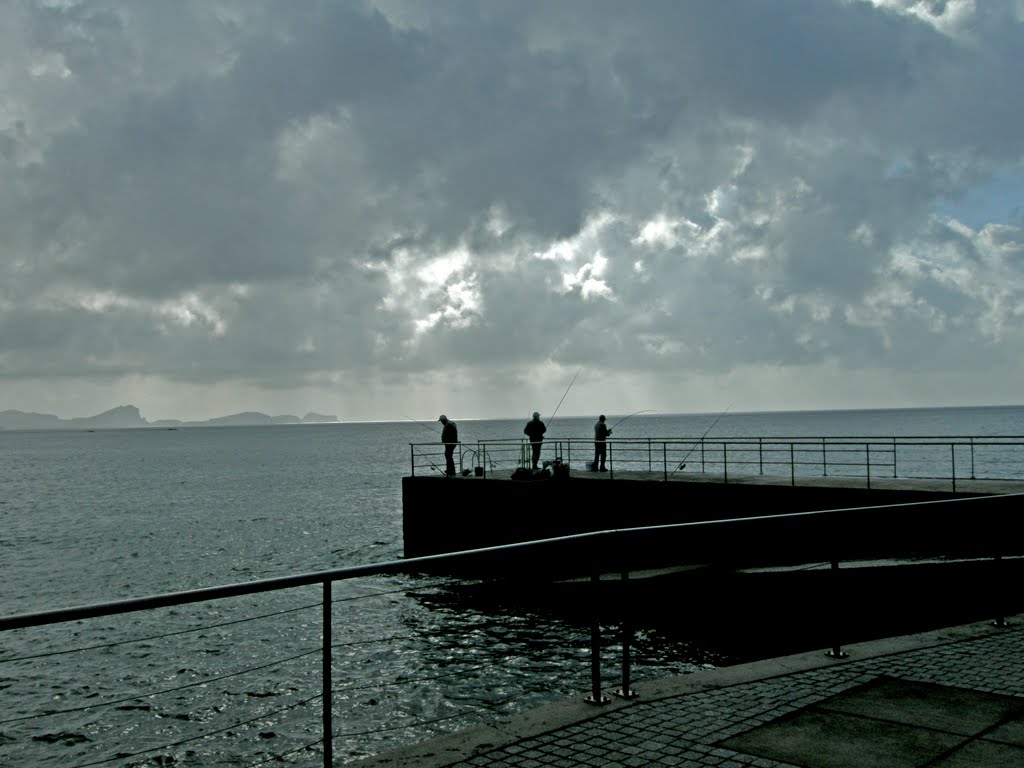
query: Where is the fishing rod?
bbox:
[610,409,653,431]
[547,367,582,429]
[403,415,449,475]
[403,414,440,436]
[671,405,732,476]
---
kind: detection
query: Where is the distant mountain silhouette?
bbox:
[0,406,339,430]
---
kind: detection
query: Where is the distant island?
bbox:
[0,405,339,430]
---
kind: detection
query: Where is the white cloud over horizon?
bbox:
[2,0,1023,422]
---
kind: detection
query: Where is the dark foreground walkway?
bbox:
[360,613,1024,767]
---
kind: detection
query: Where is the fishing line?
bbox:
[670,405,732,476]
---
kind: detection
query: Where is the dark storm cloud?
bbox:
[1,0,1023,418]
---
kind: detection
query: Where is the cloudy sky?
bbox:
[2,0,1023,422]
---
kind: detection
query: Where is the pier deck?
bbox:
[358,613,1024,768]
[445,466,1024,494]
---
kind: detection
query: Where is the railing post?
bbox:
[663,443,668,481]
[323,580,333,768]
[410,444,415,477]
[608,442,613,479]
[970,437,976,480]
[892,437,897,478]
[614,570,637,700]
[791,443,796,486]
[865,443,871,490]
[951,444,957,493]
[723,442,728,483]
[822,437,827,477]
[759,437,763,475]
[648,438,652,473]
[585,573,609,705]
[825,560,848,659]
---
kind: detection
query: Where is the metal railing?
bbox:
[3,493,1022,766]
[410,435,1024,490]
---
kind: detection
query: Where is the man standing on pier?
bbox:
[524,411,546,470]
[439,415,458,476]
[593,414,611,471]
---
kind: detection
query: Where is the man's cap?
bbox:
[438,415,447,422]
[599,415,606,420]
[532,411,540,418]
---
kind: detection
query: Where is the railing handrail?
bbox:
[5,491,1022,633]
[409,434,1024,443]
[408,434,1024,485]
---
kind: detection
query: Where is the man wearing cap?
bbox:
[439,415,458,476]
[523,411,547,470]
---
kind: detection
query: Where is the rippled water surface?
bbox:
[3,407,1023,765]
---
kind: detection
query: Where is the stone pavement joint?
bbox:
[357,615,1024,767]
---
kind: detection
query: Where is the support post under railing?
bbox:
[992,553,1009,628]
[323,581,333,768]
[791,443,796,486]
[663,443,668,481]
[825,560,848,660]
[410,444,415,477]
[723,443,728,483]
[585,573,609,705]
[822,437,827,477]
[614,570,637,700]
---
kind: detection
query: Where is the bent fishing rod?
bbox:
[670,405,732,476]
[609,409,653,431]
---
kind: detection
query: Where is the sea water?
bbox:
[2,406,1023,765]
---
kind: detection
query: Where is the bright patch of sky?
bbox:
[935,171,1024,229]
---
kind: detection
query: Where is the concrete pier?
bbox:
[402,470,1024,565]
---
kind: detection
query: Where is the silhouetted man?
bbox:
[523,411,546,470]
[593,414,611,471]
[439,415,458,476]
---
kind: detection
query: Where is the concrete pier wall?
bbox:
[401,474,1016,571]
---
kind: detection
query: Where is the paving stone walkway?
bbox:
[361,615,1024,767]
